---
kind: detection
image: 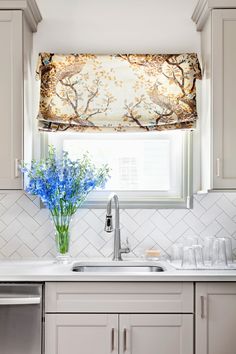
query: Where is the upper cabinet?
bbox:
[212,9,236,189]
[192,0,236,190]
[0,11,23,189]
[0,0,41,189]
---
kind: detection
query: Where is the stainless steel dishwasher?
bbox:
[0,284,43,354]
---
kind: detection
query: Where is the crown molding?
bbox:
[0,0,42,32]
[192,0,236,31]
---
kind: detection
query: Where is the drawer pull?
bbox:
[111,328,114,351]
[14,158,20,178]
[123,328,127,352]
[216,158,220,177]
[201,295,205,318]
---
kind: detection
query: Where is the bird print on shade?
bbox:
[36,53,202,133]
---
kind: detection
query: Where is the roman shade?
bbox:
[36,53,201,132]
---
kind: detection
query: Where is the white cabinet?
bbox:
[45,282,194,354]
[0,11,23,189]
[0,0,41,189]
[196,283,236,354]
[45,281,193,313]
[45,313,193,354]
[45,281,236,354]
[46,314,118,354]
[212,10,236,189]
[192,0,236,190]
[120,314,193,354]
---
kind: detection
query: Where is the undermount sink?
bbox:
[72,262,165,273]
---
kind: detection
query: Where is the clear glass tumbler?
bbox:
[193,245,204,268]
[224,237,233,264]
[170,243,183,266]
[182,246,197,269]
[212,238,228,268]
[203,236,215,266]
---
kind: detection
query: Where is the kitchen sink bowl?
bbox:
[72,262,165,273]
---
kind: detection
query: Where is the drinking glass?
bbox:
[170,243,183,266]
[203,236,215,265]
[193,245,204,268]
[182,246,197,269]
[212,238,228,267]
[224,237,233,264]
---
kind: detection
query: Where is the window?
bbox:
[47,130,192,208]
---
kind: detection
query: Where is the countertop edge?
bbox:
[1,274,236,282]
[0,260,236,282]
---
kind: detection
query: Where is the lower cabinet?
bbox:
[119,314,193,354]
[196,283,236,354]
[45,282,194,354]
[46,314,118,354]
[45,313,193,354]
[44,281,236,354]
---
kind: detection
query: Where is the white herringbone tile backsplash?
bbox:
[0,191,236,259]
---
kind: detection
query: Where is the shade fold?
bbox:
[37,53,201,132]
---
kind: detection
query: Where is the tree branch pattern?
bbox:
[37,53,201,132]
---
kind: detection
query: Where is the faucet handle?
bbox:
[125,237,130,250]
[104,215,113,233]
[120,237,131,255]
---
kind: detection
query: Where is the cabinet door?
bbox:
[212,10,236,188]
[119,314,193,354]
[0,11,23,189]
[45,314,118,354]
[196,283,236,354]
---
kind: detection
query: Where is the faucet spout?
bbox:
[104,194,130,261]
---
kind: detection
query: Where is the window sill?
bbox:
[82,191,193,209]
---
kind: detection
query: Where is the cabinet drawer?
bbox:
[45,282,193,313]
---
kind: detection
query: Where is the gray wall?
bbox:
[34,0,200,54]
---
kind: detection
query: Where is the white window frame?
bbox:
[41,131,193,209]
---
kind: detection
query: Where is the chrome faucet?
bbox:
[104,193,130,261]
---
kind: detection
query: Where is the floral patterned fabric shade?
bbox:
[37,53,201,132]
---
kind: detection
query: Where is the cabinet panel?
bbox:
[119,314,193,354]
[213,10,236,188]
[45,314,118,354]
[0,11,22,189]
[45,282,193,313]
[196,283,236,354]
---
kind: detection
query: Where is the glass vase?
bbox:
[51,214,73,264]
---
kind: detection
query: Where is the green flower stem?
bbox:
[51,213,72,255]
[56,227,70,254]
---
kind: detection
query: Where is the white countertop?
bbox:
[0,259,236,282]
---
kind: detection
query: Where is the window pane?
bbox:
[47,130,189,206]
[63,138,170,191]
[48,131,185,197]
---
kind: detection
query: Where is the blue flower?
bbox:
[21,146,110,217]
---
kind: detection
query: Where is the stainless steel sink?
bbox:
[72,263,164,273]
